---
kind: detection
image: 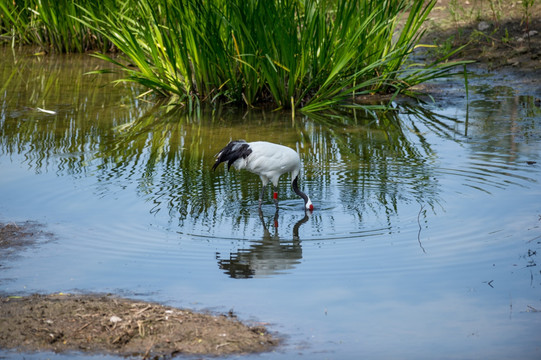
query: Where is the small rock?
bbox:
[506,58,520,66]
[478,21,491,31]
[109,315,122,323]
[528,30,538,37]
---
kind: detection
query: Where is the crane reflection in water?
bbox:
[216,210,311,278]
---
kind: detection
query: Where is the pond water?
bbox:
[1,47,540,359]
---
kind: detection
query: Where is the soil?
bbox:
[0,221,53,260]
[423,0,541,72]
[0,294,278,358]
[0,222,278,358]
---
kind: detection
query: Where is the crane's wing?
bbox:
[212,140,252,170]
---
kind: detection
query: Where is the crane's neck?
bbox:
[292,176,314,211]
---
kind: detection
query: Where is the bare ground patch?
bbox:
[423,0,541,71]
[0,293,278,357]
[0,221,53,259]
[0,222,278,357]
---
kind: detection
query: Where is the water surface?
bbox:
[1,48,540,359]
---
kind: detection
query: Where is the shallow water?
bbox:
[1,48,540,359]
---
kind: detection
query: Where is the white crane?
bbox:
[212,140,314,211]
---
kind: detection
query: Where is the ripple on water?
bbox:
[436,152,539,194]
[47,219,214,288]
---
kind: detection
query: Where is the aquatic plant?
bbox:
[1,0,467,111]
[78,0,466,111]
[0,0,112,52]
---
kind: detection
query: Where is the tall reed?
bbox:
[0,0,112,52]
[2,0,468,111]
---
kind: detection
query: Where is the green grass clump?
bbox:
[1,0,467,111]
[0,0,113,52]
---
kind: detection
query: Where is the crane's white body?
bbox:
[213,140,313,211]
[230,141,301,188]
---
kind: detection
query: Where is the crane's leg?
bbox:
[273,186,279,210]
[259,184,267,209]
[259,176,270,209]
[273,207,279,228]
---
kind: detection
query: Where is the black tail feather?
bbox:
[212,140,252,171]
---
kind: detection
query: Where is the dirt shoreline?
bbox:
[424,0,541,73]
[0,293,278,357]
[0,222,278,357]
[412,0,541,108]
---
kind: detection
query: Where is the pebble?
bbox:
[109,315,122,323]
[478,21,491,31]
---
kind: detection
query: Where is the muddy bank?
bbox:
[0,293,278,357]
[412,0,541,107]
[1,222,278,357]
[424,0,541,72]
[0,221,53,259]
